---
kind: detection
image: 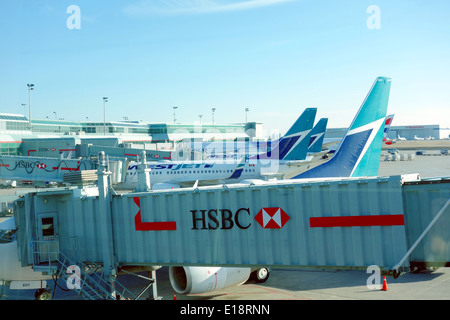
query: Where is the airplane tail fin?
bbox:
[307,118,328,153]
[253,108,316,161]
[294,76,391,179]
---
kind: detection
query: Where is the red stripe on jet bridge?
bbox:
[133,197,177,231]
[310,214,405,228]
[52,161,81,171]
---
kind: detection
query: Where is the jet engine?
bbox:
[169,266,251,294]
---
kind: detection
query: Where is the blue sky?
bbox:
[1,0,449,134]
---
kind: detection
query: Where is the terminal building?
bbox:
[0,113,264,156]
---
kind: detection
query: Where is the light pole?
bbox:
[198,114,203,124]
[103,97,108,134]
[27,84,34,123]
[211,107,216,124]
[245,107,249,123]
[173,106,178,124]
[53,111,57,120]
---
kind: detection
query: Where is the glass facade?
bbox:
[0,142,21,156]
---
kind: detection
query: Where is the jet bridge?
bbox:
[10,152,450,299]
[0,155,97,183]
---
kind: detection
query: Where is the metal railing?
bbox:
[30,241,137,300]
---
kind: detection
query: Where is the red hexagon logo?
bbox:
[37,163,47,169]
[255,207,290,229]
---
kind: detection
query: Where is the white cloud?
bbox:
[123,0,296,16]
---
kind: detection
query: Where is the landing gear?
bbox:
[251,268,270,283]
[35,288,51,300]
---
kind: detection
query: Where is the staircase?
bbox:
[31,241,155,300]
[56,253,136,300]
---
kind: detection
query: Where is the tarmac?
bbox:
[1,142,450,301]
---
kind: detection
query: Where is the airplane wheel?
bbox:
[35,289,51,300]
[252,268,270,283]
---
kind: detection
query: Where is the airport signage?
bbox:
[133,196,291,231]
[254,207,290,229]
[190,208,252,230]
[190,207,290,230]
[15,160,36,169]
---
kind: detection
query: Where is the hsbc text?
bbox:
[191,208,251,230]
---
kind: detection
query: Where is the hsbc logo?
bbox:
[190,207,290,231]
[255,207,290,229]
[37,163,47,169]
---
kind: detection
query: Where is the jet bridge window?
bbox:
[42,217,55,238]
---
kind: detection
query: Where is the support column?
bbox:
[135,151,151,192]
[96,151,116,284]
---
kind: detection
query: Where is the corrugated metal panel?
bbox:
[111,176,409,270]
[402,179,450,265]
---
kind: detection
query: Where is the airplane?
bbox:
[397,134,407,141]
[414,135,424,140]
[1,76,392,299]
[119,108,319,190]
